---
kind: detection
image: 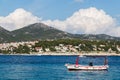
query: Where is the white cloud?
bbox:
[108,27,120,37]
[42,7,120,37]
[0,8,41,31]
[43,7,117,35]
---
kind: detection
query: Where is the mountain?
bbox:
[12,23,72,41]
[0,23,120,43]
[12,23,120,41]
[73,34,120,40]
[0,26,14,43]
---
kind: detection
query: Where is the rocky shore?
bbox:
[36,52,120,56]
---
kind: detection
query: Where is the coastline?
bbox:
[0,52,120,56]
[37,52,120,56]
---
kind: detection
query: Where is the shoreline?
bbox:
[0,52,120,56]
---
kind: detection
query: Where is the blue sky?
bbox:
[0,0,120,36]
[1,0,119,20]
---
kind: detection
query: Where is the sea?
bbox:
[0,55,120,80]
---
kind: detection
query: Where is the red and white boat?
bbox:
[65,56,109,71]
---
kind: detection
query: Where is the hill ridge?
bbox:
[0,23,120,43]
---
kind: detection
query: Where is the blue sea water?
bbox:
[0,55,120,80]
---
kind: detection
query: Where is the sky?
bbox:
[0,0,120,37]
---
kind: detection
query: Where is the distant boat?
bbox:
[79,55,86,57]
[65,56,109,71]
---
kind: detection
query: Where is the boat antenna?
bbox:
[76,56,79,66]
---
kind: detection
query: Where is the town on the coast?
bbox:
[0,39,120,55]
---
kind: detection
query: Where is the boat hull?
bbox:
[65,64,109,71]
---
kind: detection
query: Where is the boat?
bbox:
[65,56,109,71]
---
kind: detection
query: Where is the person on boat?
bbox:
[89,62,93,66]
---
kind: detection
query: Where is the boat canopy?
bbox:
[75,56,108,66]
